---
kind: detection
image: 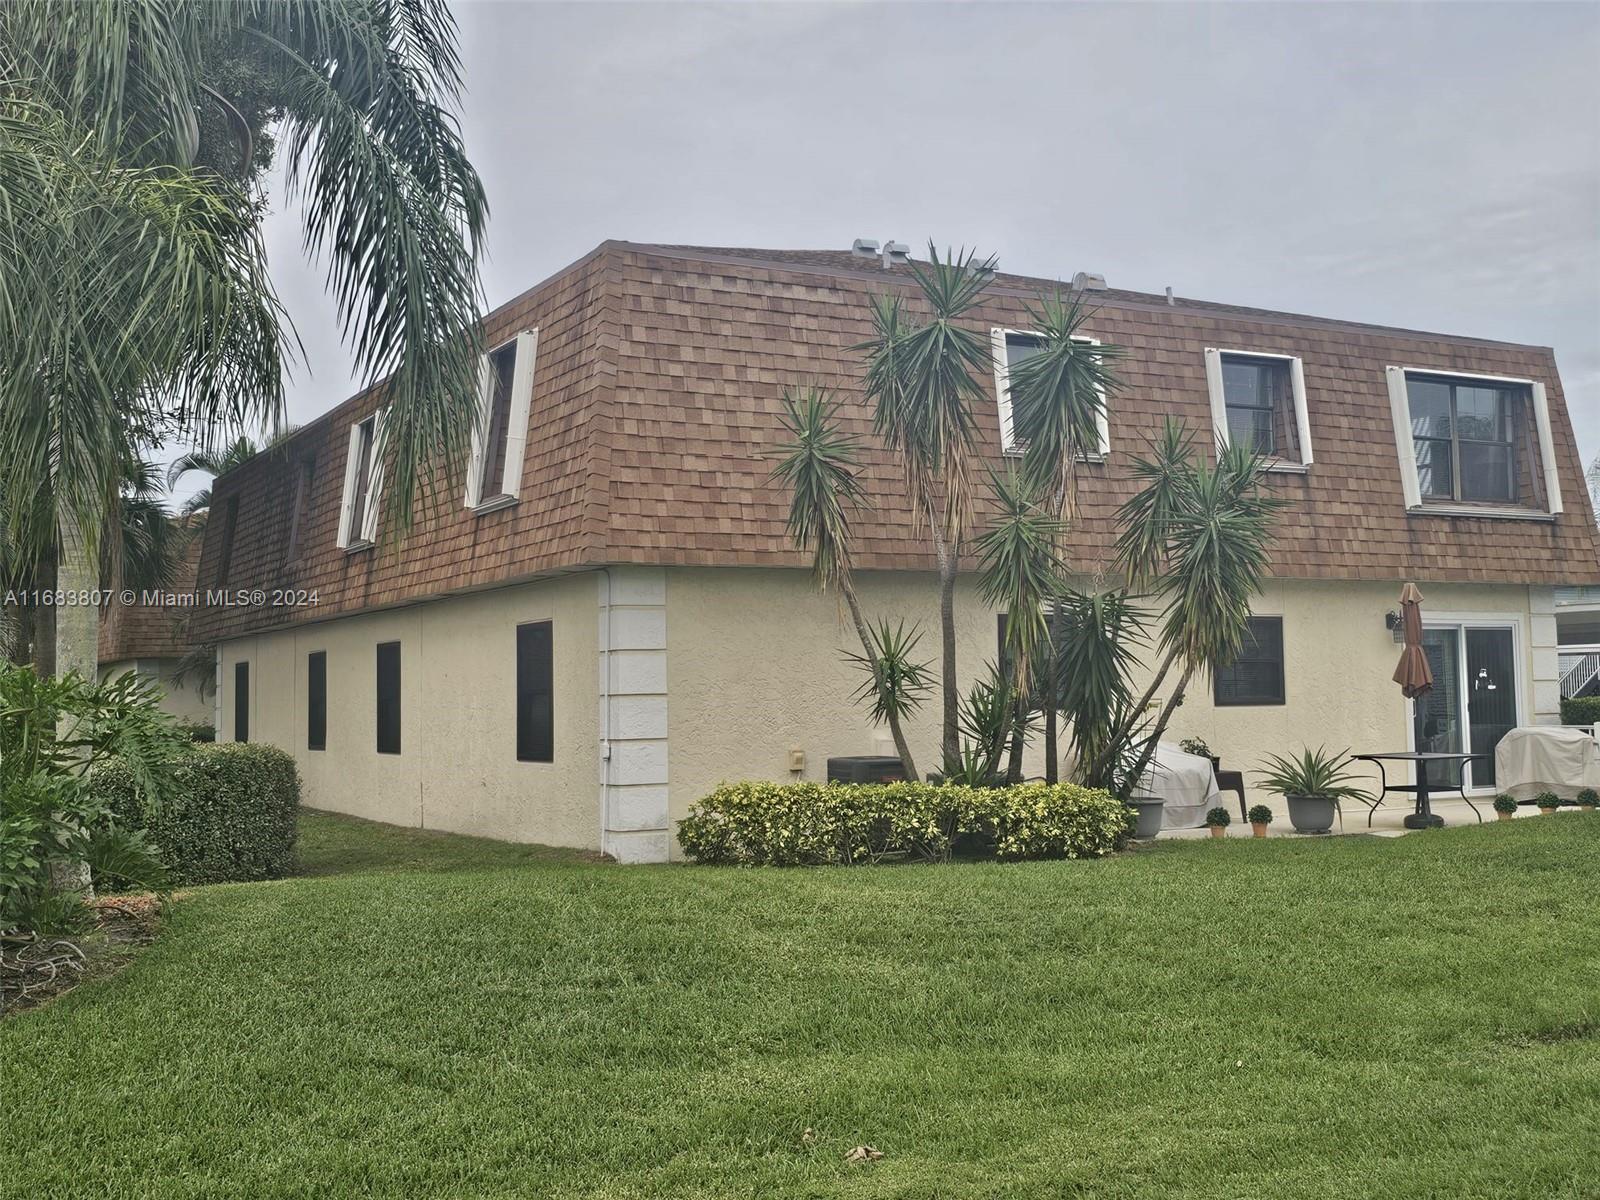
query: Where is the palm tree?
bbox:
[771,388,922,779]
[2,1,488,698]
[165,436,264,519]
[1005,292,1126,780]
[858,245,995,766]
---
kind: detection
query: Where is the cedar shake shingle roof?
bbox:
[191,241,1600,642]
[100,528,202,662]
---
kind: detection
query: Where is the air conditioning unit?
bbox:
[826,755,906,783]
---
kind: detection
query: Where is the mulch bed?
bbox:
[0,894,164,1019]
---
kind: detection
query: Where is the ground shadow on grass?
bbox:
[294,808,609,877]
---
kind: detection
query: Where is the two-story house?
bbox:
[191,241,1600,861]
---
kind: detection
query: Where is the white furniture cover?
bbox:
[1137,743,1223,829]
[1494,726,1600,800]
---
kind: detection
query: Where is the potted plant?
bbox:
[1204,806,1231,839]
[1180,736,1220,774]
[1534,791,1561,815]
[1247,804,1274,838]
[1126,795,1166,839]
[1253,746,1370,835]
[1493,793,1518,821]
[1578,788,1598,813]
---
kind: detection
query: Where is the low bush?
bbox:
[93,744,300,885]
[177,722,216,743]
[1560,696,1600,726]
[1577,788,1598,809]
[1533,791,1562,812]
[1493,793,1519,814]
[677,780,1132,866]
[1247,804,1274,826]
[1204,806,1232,827]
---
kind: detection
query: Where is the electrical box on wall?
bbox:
[788,747,806,773]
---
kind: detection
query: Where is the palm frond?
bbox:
[844,619,933,727]
[769,387,865,590]
[974,468,1064,692]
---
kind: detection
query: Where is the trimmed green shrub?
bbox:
[177,722,216,743]
[1493,793,1519,814]
[1247,804,1274,826]
[1204,806,1232,827]
[677,780,1132,866]
[1577,788,1599,809]
[1533,791,1562,812]
[1560,696,1600,726]
[92,744,300,884]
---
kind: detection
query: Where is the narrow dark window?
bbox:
[347,415,376,542]
[234,661,250,742]
[1213,617,1286,707]
[516,621,553,762]
[215,496,240,585]
[480,342,519,500]
[307,650,327,751]
[284,456,316,567]
[375,641,401,754]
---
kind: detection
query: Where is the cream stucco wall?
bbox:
[217,572,599,848]
[665,567,1537,832]
[100,658,213,726]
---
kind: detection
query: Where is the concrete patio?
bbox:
[1154,795,1569,839]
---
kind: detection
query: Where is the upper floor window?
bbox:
[1386,368,1563,516]
[336,411,385,549]
[990,328,1110,459]
[214,496,240,584]
[283,455,315,570]
[466,330,538,510]
[1204,349,1313,468]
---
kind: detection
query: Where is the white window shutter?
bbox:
[361,408,387,542]
[1203,348,1229,456]
[1289,357,1313,466]
[1531,382,1563,514]
[500,329,539,500]
[1386,367,1422,509]
[1073,335,1111,457]
[464,354,489,508]
[989,328,1016,453]
[336,424,363,548]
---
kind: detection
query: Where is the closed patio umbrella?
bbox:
[1392,582,1433,699]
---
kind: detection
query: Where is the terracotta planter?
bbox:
[1208,824,1226,839]
[1538,805,1558,815]
[1582,805,1596,813]
[1496,810,1514,822]
[1251,821,1269,838]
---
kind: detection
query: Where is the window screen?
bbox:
[234,661,250,742]
[376,641,401,754]
[1213,617,1285,706]
[307,650,327,752]
[517,622,553,762]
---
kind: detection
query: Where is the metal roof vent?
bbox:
[851,238,880,259]
[882,241,910,269]
[1072,271,1108,292]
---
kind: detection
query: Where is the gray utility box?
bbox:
[826,756,906,784]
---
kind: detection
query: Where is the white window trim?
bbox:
[990,327,1111,460]
[336,410,385,550]
[466,329,539,510]
[1405,611,1528,795]
[1204,348,1313,470]
[1385,366,1563,517]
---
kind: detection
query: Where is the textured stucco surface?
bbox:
[218,572,598,847]
[665,567,1536,835]
[100,658,213,725]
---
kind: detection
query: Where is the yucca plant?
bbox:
[771,387,921,779]
[857,245,995,767]
[1253,747,1371,801]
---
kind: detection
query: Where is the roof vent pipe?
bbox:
[852,238,880,259]
[1072,271,1108,292]
[882,241,910,269]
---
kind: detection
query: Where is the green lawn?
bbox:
[4,809,1598,1199]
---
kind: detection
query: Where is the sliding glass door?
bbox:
[1413,623,1519,789]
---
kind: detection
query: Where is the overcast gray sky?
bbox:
[181,1,1600,504]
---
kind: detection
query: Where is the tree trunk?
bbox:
[1044,600,1065,783]
[932,528,959,770]
[840,577,920,782]
[1124,662,1196,801]
[1084,643,1183,785]
[1004,696,1026,783]
[31,552,57,675]
[49,512,97,899]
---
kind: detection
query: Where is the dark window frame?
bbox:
[234,660,250,742]
[1408,374,1523,505]
[1213,616,1286,707]
[347,415,377,544]
[307,650,327,752]
[478,340,519,502]
[376,641,401,755]
[516,621,554,763]
[214,496,240,585]
[1219,353,1292,458]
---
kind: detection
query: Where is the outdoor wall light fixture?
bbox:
[1385,610,1404,643]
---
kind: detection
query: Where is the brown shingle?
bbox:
[190,241,1600,643]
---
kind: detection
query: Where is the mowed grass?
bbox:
[3,810,1598,1199]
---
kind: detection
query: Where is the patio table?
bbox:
[1352,751,1490,830]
